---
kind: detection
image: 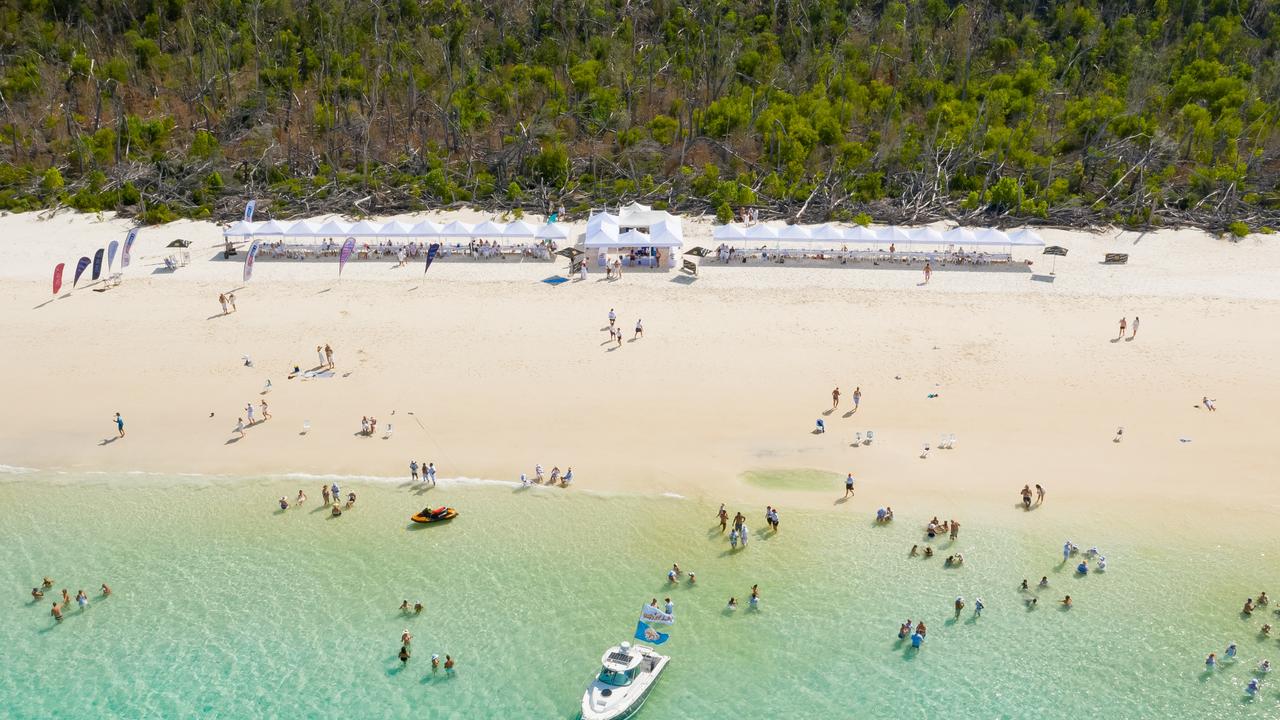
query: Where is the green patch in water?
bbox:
[741,468,840,491]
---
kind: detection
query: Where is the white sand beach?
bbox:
[2,210,1278,531]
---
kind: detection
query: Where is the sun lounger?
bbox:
[854,432,862,445]
[301,421,311,434]
[1103,253,1128,265]
[865,430,874,445]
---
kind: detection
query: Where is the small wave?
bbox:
[0,464,37,474]
[661,492,686,499]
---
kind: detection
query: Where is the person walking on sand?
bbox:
[114,412,125,438]
[316,345,326,368]
[245,403,256,426]
[410,460,419,482]
[831,386,841,410]
[923,262,932,283]
[1117,317,1126,339]
[227,292,237,312]
[615,329,623,349]
[426,462,436,486]
[634,319,643,339]
[844,473,855,497]
[608,308,616,328]
[852,387,862,412]
[218,293,228,315]
[322,484,331,505]
[1131,316,1139,339]
[234,418,246,437]
[1035,484,1045,504]
[260,399,270,420]
[324,344,334,369]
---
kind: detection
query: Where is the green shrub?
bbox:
[1227,221,1249,238]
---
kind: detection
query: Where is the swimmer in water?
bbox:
[101,583,111,597]
[398,645,410,665]
[431,654,440,672]
[667,568,677,584]
[42,577,54,589]
[444,655,454,673]
[1259,592,1270,606]
[1260,660,1272,673]
[1244,598,1255,615]
[1063,541,1072,561]
[402,630,413,645]
[76,590,88,609]
[279,496,289,510]
[400,600,410,613]
[688,572,696,584]
[898,620,911,639]
[954,596,965,619]
[31,587,43,600]
[924,546,934,558]
[665,598,674,615]
[974,598,984,617]
[51,602,63,622]
[1020,579,1029,591]
[1025,597,1038,608]
[1039,576,1049,588]
[296,490,307,505]
[729,528,739,549]
[1263,625,1273,637]
[727,597,738,610]
[1097,556,1107,571]
[1247,678,1260,695]
[1227,643,1238,660]
[331,502,342,516]
[910,545,919,557]
[61,589,71,607]
[1206,653,1217,669]
[1062,595,1073,607]
[1077,560,1088,574]
[345,492,356,508]
[915,621,927,637]
[414,602,423,614]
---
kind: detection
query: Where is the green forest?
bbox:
[0,0,1277,231]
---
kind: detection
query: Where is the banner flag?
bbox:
[121,228,138,269]
[73,256,91,287]
[107,240,119,272]
[634,621,670,645]
[424,243,440,273]
[338,237,357,276]
[640,604,674,626]
[243,239,262,282]
[53,263,64,294]
[91,248,105,280]
[244,199,257,222]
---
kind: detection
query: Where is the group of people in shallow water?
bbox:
[395,603,455,674]
[716,503,781,550]
[1063,541,1107,573]
[275,483,357,516]
[521,464,572,487]
[726,585,761,611]
[31,577,111,623]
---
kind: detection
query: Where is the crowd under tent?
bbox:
[583,205,683,269]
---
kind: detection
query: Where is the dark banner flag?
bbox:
[92,248,105,280]
[73,256,91,287]
[424,243,440,273]
[121,228,138,269]
[53,262,65,294]
[338,237,357,276]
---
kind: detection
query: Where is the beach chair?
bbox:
[164,256,177,271]
[854,432,862,445]
[920,444,930,458]
[815,419,825,434]
[865,430,875,445]
[301,421,311,435]
[383,424,394,439]
[947,434,957,449]
[1103,253,1129,265]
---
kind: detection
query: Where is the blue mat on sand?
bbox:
[542,276,569,285]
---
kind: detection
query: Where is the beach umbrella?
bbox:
[877,226,912,244]
[712,224,747,240]
[410,219,443,237]
[166,239,192,248]
[536,223,569,240]
[346,220,382,236]
[683,246,711,257]
[504,220,538,237]
[1043,245,1068,274]
[555,247,584,259]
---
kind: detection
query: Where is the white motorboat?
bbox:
[580,642,670,720]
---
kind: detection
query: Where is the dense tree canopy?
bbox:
[0,0,1277,229]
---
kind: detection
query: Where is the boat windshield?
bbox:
[597,667,634,687]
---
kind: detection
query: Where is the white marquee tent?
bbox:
[224,217,567,243]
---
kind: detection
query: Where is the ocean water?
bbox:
[1,471,1278,719]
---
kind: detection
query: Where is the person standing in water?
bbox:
[954,596,965,619]
[410,460,419,482]
[718,504,728,532]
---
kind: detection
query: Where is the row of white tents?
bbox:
[222,218,570,241]
[712,223,1045,247]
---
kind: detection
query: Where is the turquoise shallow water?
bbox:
[2,471,1278,719]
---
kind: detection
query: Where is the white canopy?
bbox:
[410,220,443,237]
[712,224,747,240]
[440,221,474,237]
[286,220,317,236]
[504,220,538,237]
[536,223,569,240]
[944,227,978,245]
[808,224,845,241]
[347,220,382,236]
[223,220,257,237]
[745,224,779,240]
[973,228,1009,245]
[379,220,414,236]
[470,221,507,237]
[314,219,351,237]
[911,227,946,245]
[255,219,289,235]
[844,225,879,242]
[776,224,813,241]
[1006,228,1046,246]
[616,201,677,227]
[877,226,912,244]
